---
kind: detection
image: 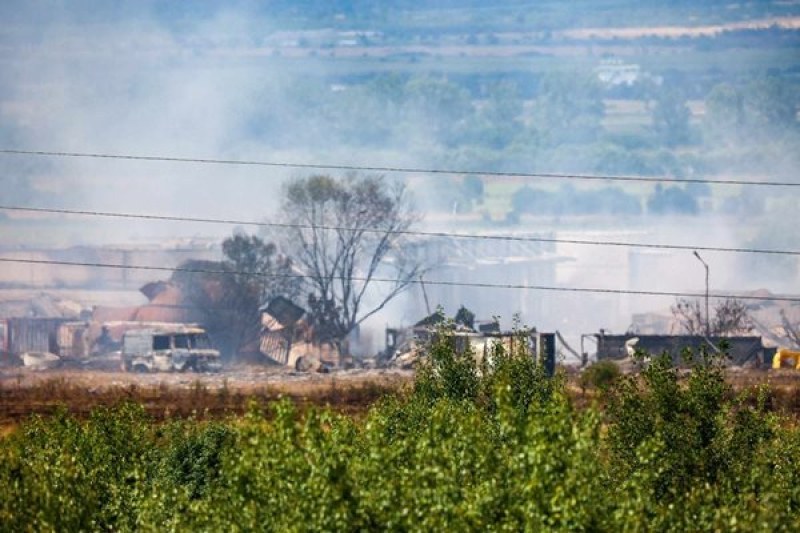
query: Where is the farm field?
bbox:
[3,363,800,430]
[0,365,413,430]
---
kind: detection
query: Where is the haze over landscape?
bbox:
[6,3,800,530]
[1,0,799,348]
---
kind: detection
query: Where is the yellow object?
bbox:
[772,348,800,369]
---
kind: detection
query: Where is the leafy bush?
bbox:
[580,360,622,392]
[0,403,156,531]
[2,342,800,530]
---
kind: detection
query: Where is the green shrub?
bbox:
[161,421,232,500]
[0,402,156,531]
[2,344,800,530]
[579,360,621,392]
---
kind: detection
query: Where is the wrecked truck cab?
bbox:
[122,325,221,373]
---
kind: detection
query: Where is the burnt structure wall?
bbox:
[595,334,770,366]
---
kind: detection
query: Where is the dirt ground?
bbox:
[3,363,800,433]
[0,362,414,431]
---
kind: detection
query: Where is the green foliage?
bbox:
[532,71,604,146]
[173,233,298,358]
[404,75,473,146]
[704,76,798,147]
[0,403,156,531]
[606,350,800,529]
[453,304,476,329]
[580,360,621,392]
[161,422,232,500]
[510,183,642,216]
[3,346,800,530]
[413,331,482,404]
[651,87,691,146]
[646,183,699,215]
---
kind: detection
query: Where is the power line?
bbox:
[2,204,799,257]
[2,256,798,303]
[1,148,797,188]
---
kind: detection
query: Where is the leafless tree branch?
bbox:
[672,297,753,337]
[277,174,424,354]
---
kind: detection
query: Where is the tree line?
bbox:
[248,70,797,220]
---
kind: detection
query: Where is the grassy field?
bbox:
[0,368,412,430]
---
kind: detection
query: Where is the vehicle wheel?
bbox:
[133,364,149,374]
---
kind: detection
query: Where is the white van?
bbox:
[122,325,221,372]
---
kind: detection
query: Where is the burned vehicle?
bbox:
[121,325,221,372]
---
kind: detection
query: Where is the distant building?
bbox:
[265,29,381,48]
[595,59,641,87]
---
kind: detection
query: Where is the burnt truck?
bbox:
[121,325,221,373]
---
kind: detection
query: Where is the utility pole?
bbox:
[419,274,431,316]
[693,251,710,336]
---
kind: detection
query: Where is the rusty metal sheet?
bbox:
[57,322,90,359]
[7,318,67,356]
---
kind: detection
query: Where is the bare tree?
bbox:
[712,297,753,336]
[672,298,705,335]
[173,233,301,359]
[277,174,423,353]
[672,297,753,337]
[780,309,800,348]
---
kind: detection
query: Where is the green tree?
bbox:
[651,87,691,146]
[744,75,797,131]
[471,80,524,148]
[704,82,744,141]
[174,233,299,359]
[531,72,604,146]
[453,305,476,329]
[646,184,698,215]
[403,75,472,146]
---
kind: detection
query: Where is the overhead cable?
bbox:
[2,257,798,303]
[1,148,797,188]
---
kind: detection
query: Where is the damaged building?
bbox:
[590,331,773,368]
[0,293,92,365]
[384,311,557,375]
[259,296,347,369]
[259,296,308,366]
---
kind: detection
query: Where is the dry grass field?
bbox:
[0,366,413,433]
[3,365,800,435]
